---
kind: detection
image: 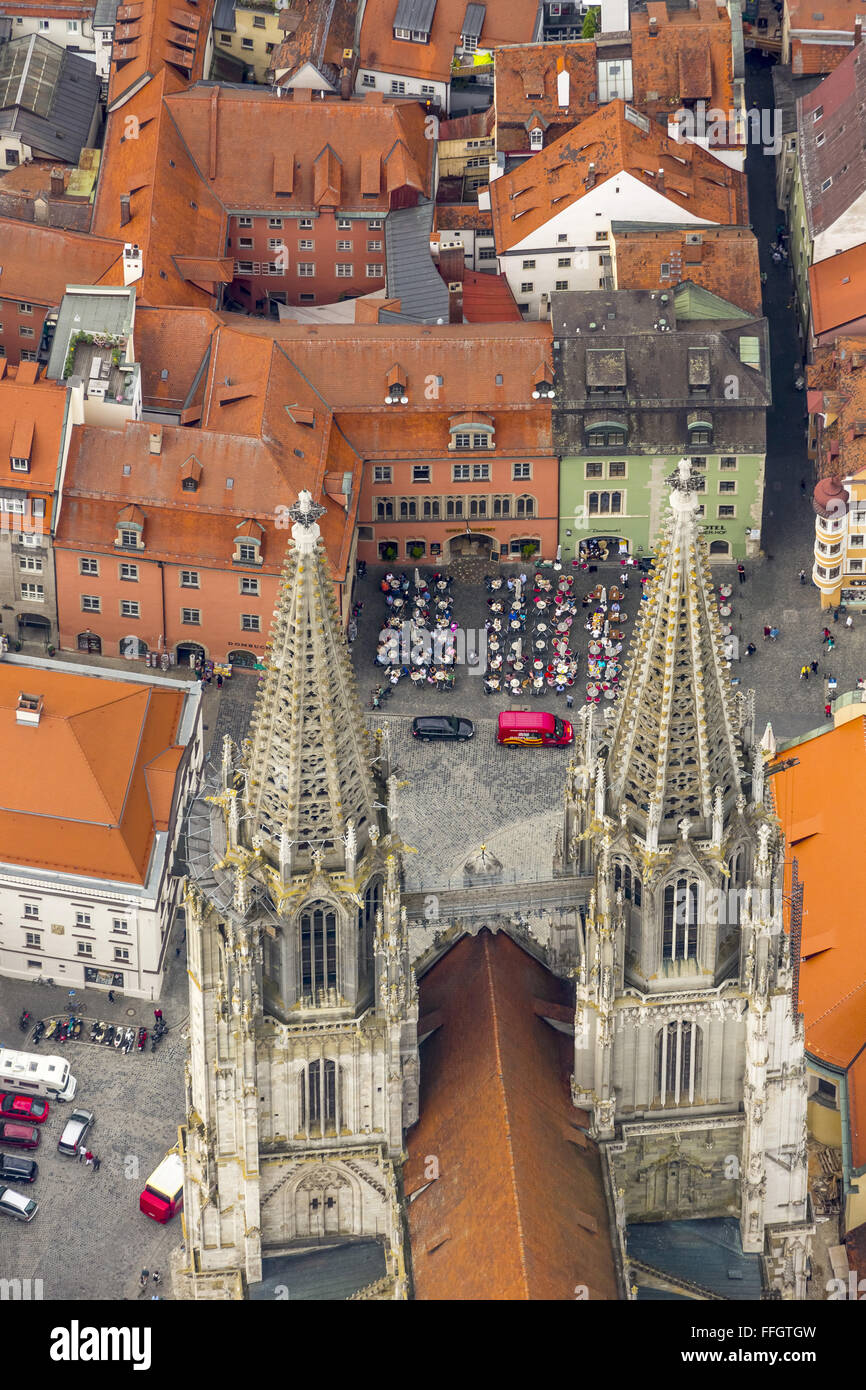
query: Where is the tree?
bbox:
[581,6,600,37]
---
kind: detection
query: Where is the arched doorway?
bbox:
[77,632,102,655]
[176,642,205,668]
[227,649,256,669]
[18,613,50,640]
[708,540,731,557]
[447,532,495,560]
[119,635,147,659]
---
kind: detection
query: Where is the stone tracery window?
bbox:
[299,902,337,1001]
[662,878,699,960]
[299,1059,339,1130]
[655,1020,702,1104]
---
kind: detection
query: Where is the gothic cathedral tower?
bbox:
[180,493,419,1298]
[559,462,812,1297]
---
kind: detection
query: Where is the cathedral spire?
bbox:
[606,459,745,838]
[244,490,380,872]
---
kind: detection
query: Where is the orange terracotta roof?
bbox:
[268,0,357,85]
[787,0,862,28]
[771,716,866,1166]
[460,269,523,323]
[493,41,598,148]
[0,1,90,12]
[0,371,67,504]
[0,666,184,884]
[164,86,433,213]
[132,305,220,410]
[108,0,214,108]
[359,0,535,87]
[433,202,493,232]
[631,0,734,123]
[490,101,747,254]
[810,243,866,337]
[790,36,854,75]
[92,69,228,309]
[405,930,619,1301]
[144,744,184,831]
[612,225,762,318]
[808,336,866,479]
[0,219,124,307]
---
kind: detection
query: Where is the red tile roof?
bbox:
[460,269,523,322]
[164,86,434,213]
[132,305,220,410]
[0,665,185,884]
[797,43,866,238]
[790,37,855,75]
[493,41,598,151]
[0,218,124,307]
[358,0,536,88]
[810,243,866,337]
[0,368,67,517]
[490,101,747,254]
[772,715,866,1167]
[108,0,214,108]
[405,930,619,1301]
[612,225,763,318]
[631,0,734,125]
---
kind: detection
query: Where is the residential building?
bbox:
[435,107,495,182]
[265,0,358,93]
[552,287,771,562]
[610,223,763,320]
[771,704,866,1236]
[433,197,497,272]
[487,101,748,321]
[0,1,96,57]
[405,929,619,1301]
[164,84,433,316]
[809,240,866,345]
[131,305,221,418]
[782,0,864,75]
[91,0,120,85]
[0,35,101,167]
[493,40,602,158]
[45,285,141,423]
[557,460,812,1297]
[771,63,823,213]
[258,321,559,564]
[0,360,66,649]
[212,0,284,83]
[0,660,202,1000]
[180,491,417,1295]
[0,149,100,231]
[355,0,539,114]
[105,0,214,110]
[789,42,866,341]
[0,219,123,367]
[809,340,866,607]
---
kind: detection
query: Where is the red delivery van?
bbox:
[140,1152,184,1223]
[497,711,574,747]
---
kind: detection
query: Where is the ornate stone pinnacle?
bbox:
[288,489,326,530]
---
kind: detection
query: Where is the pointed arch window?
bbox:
[662,878,699,959]
[727,848,746,930]
[299,903,337,1002]
[359,879,380,988]
[655,1021,702,1104]
[299,1059,339,1130]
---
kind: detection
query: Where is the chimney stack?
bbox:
[16,693,43,727]
[447,281,463,324]
[49,167,64,198]
[649,14,659,34]
[856,14,864,44]
[149,426,163,456]
[657,166,665,192]
[120,193,131,227]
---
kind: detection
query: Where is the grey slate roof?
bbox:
[462,2,486,38]
[771,64,823,136]
[213,0,236,32]
[796,47,866,238]
[0,35,101,163]
[92,0,121,29]
[393,0,437,34]
[385,201,450,324]
[46,288,136,382]
[250,1240,388,1301]
[627,1219,763,1300]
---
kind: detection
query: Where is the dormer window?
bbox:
[532,360,555,399]
[233,521,264,565]
[10,457,29,472]
[530,127,543,151]
[385,363,408,404]
[586,423,627,448]
[393,0,435,43]
[687,412,712,447]
[449,412,495,450]
[115,505,145,550]
[180,455,202,492]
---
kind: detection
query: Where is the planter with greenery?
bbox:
[383,545,398,562]
[581,6,600,37]
[409,544,424,559]
[521,542,539,559]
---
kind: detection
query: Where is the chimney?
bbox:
[294,86,313,103]
[16,692,43,727]
[437,235,464,284]
[649,14,659,35]
[447,280,463,324]
[120,193,131,227]
[556,58,570,109]
[49,167,64,198]
[209,84,219,181]
[856,14,864,44]
[149,426,163,455]
[657,166,665,192]
[123,241,143,286]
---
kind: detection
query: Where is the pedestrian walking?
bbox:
[175,946,181,957]
[828,636,836,652]
[85,1150,93,1166]
[799,568,807,583]
[152,1271,161,1287]
[800,482,807,496]
[108,989,115,1003]
[139,1270,149,1290]
[770,627,780,641]
[810,660,819,674]
[154,1008,163,1023]
[745,642,756,657]
[92,1155,100,1172]
[833,609,840,623]
[800,665,809,680]
[763,625,771,640]
[825,703,832,718]
[78,1145,86,1163]
[846,615,854,629]
[566,693,574,708]
[216,673,223,690]
[821,628,831,643]
[737,563,746,584]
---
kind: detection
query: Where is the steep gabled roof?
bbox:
[493,40,598,141]
[405,929,619,1301]
[108,0,214,108]
[490,101,747,254]
[0,218,124,307]
[797,42,866,238]
[611,223,763,318]
[358,0,535,87]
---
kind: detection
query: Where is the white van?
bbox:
[0,1049,76,1102]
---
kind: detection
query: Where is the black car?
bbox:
[0,1154,37,1184]
[411,716,474,742]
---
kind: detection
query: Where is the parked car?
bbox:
[0,1184,37,1222]
[57,1108,93,1157]
[0,1122,40,1150]
[0,1154,37,1184]
[411,715,474,742]
[496,711,574,747]
[0,1094,49,1124]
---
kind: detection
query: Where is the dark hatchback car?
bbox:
[0,1154,37,1183]
[411,716,474,742]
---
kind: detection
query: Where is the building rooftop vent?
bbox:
[16,692,43,726]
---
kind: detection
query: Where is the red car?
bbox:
[0,1122,40,1150]
[0,1094,49,1124]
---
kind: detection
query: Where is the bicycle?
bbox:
[35,976,56,987]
